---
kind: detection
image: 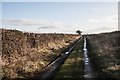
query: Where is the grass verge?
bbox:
[53,38,84,80]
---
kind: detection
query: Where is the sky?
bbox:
[1,1,119,34]
[1,0,119,2]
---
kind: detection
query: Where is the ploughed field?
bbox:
[1,29,80,78]
[86,31,120,78]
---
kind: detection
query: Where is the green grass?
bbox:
[54,38,84,80]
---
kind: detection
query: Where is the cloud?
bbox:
[84,27,117,34]
[2,19,64,28]
[38,25,57,29]
[2,18,118,34]
[88,15,118,23]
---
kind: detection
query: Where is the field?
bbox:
[86,31,120,78]
[1,29,80,78]
[1,28,120,79]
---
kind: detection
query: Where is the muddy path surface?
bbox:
[83,37,97,80]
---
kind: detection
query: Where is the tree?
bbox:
[76,30,82,35]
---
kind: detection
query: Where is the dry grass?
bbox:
[87,31,120,78]
[1,29,80,78]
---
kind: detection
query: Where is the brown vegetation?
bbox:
[1,29,80,78]
[86,31,120,78]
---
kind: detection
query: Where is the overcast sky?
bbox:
[1,1,118,34]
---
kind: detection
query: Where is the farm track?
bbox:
[83,37,97,80]
[54,37,98,80]
[54,37,84,80]
[38,37,82,80]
